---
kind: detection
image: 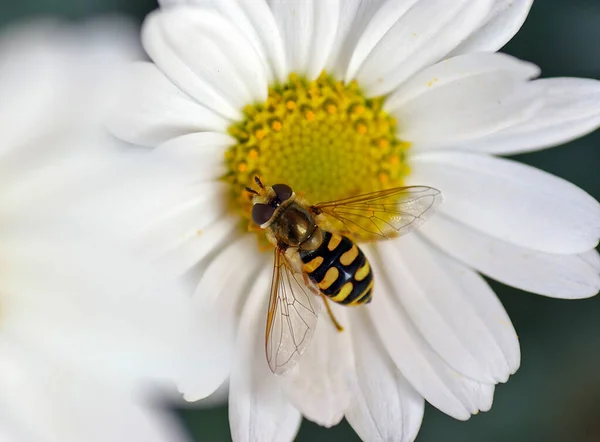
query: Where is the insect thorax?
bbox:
[270,202,320,248]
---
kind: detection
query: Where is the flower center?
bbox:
[223,72,410,245]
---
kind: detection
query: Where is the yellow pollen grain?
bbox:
[354,105,365,115]
[255,129,266,140]
[223,71,411,246]
[271,120,282,131]
[427,77,439,87]
[356,123,368,135]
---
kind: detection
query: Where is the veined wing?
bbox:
[312,186,442,242]
[265,247,320,376]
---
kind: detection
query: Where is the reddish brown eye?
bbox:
[252,203,275,225]
[272,183,293,201]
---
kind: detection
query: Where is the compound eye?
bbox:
[272,183,293,201]
[252,203,275,225]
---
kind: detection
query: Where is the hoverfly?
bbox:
[245,176,442,375]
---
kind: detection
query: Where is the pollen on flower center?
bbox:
[223,72,410,244]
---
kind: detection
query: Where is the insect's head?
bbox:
[245,176,295,228]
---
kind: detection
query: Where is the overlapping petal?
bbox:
[461,78,600,154]
[181,235,265,401]
[365,252,495,420]
[349,0,494,96]
[268,0,340,80]
[229,268,302,442]
[0,342,190,442]
[449,0,534,56]
[345,310,425,442]
[410,151,600,254]
[143,6,269,120]
[280,303,354,427]
[213,0,288,83]
[386,52,542,147]
[109,62,229,147]
[421,213,600,299]
[377,236,519,384]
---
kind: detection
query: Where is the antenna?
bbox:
[254,176,264,188]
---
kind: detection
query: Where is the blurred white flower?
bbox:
[111,1,600,441]
[0,19,218,442]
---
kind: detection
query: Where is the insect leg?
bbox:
[320,293,344,333]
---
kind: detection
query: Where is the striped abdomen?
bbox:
[299,231,373,305]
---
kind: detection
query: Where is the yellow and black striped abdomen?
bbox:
[299,231,373,305]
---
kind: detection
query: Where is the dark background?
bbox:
[2,1,598,441]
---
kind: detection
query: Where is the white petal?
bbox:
[421,213,600,299]
[268,0,339,79]
[409,151,600,254]
[267,0,312,76]
[580,248,600,272]
[159,215,239,277]
[156,131,234,181]
[461,78,600,155]
[218,0,288,83]
[343,0,419,82]
[325,0,385,79]
[142,7,269,120]
[140,181,230,262]
[449,0,534,56]
[166,0,288,83]
[306,0,340,80]
[345,310,424,442]
[0,230,229,399]
[365,246,495,419]
[387,53,542,147]
[182,236,265,402]
[385,52,538,113]
[379,236,518,384]
[229,267,302,442]
[280,302,354,428]
[108,62,229,147]
[188,378,230,408]
[350,0,494,96]
[0,343,189,442]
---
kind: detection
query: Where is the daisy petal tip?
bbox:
[181,392,203,403]
[177,381,219,404]
[450,0,534,56]
[453,409,473,422]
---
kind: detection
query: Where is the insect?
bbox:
[245,176,442,375]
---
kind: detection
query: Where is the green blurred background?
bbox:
[2,1,598,441]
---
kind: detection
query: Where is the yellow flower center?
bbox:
[223,72,410,245]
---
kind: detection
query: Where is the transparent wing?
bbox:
[312,186,442,242]
[265,247,320,376]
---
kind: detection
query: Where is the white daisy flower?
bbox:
[110,1,600,440]
[0,19,217,442]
